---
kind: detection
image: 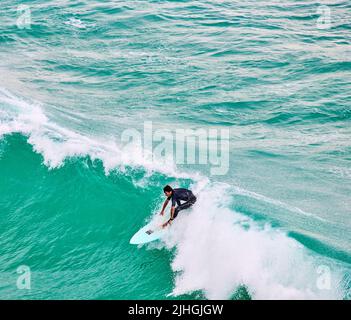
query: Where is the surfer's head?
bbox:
[163,185,173,197]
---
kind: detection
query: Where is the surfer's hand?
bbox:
[160,211,164,216]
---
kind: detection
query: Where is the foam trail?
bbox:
[232,185,327,222]
[163,183,344,300]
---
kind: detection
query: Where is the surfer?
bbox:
[160,185,197,227]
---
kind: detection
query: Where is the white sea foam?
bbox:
[231,185,327,222]
[162,183,344,299]
[0,88,202,181]
[64,18,89,29]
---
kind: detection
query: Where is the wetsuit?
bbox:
[167,188,197,219]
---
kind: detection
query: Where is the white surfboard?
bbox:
[130,215,169,245]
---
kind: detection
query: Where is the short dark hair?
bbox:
[163,185,173,193]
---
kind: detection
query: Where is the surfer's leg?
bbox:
[173,196,196,219]
[173,206,181,219]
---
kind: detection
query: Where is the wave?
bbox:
[0,88,202,181]
[0,89,349,299]
[158,183,345,299]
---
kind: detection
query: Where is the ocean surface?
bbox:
[0,0,350,299]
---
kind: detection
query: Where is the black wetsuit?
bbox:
[168,188,197,218]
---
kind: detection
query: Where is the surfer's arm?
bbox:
[170,206,175,220]
[164,206,176,227]
[162,206,175,227]
[160,198,170,215]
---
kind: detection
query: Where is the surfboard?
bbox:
[130,215,169,245]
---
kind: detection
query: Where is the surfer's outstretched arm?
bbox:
[160,198,170,215]
[163,206,175,227]
[170,206,175,221]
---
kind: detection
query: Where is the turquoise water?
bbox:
[0,0,350,299]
